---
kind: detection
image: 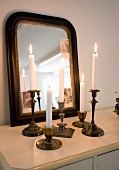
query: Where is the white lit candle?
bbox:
[46,86,52,128]
[80,72,85,112]
[34,63,39,90]
[29,44,35,90]
[35,68,39,90]
[59,58,64,102]
[92,42,98,89]
[21,69,27,91]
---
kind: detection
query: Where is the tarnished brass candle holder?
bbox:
[36,90,41,111]
[54,102,75,138]
[82,89,104,137]
[114,98,119,115]
[36,126,62,150]
[72,111,90,128]
[22,90,43,137]
[57,102,67,131]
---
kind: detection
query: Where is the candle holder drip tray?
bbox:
[54,127,75,138]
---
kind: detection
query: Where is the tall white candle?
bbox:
[59,58,64,102]
[21,69,27,91]
[29,44,35,90]
[34,63,39,90]
[92,42,98,89]
[35,68,39,90]
[80,72,85,112]
[46,86,52,128]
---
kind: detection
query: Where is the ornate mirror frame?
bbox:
[5,11,80,127]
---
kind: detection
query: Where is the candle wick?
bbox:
[49,86,50,88]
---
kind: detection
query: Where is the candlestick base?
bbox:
[82,123,104,137]
[36,126,62,150]
[72,121,90,128]
[22,121,43,137]
[36,90,41,111]
[54,127,75,138]
[72,111,90,128]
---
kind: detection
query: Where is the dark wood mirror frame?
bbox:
[5,11,80,127]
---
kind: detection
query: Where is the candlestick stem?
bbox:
[91,90,98,124]
[36,90,41,111]
[54,102,75,138]
[82,89,104,137]
[22,90,43,137]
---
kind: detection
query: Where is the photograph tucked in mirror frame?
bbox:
[5,11,80,126]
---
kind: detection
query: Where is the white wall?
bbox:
[0,0,119,125]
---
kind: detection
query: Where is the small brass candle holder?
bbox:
[36,90,41,111]
[72,111,90,128]
[114,98,119,115]
[82,89,104,137]
[36,126,62,150]
[57,102,67,131]
[54,102,75,138]
[22,90,43,137]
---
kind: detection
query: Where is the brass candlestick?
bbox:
[82,89,104,137]
[57,102,67,131]
[22,90,43,137]
[114,98,119,115]
[54,102,75,138]
[36,126,62,150]
[36,90,41,111]
[72,111,90,128]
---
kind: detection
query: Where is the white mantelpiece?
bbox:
[0,109,119,170]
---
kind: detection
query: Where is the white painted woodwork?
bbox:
[0,109,119,170]
[98,149,119,170]
[55,158,93,170]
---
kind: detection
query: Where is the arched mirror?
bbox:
[5,12,80,126]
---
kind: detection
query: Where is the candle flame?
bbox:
[29,43,32,54]
[81,72,84,82]
[22,69,25,75]
[94,42,97,53]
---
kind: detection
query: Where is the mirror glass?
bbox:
[17,23,73,113]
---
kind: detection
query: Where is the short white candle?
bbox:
[46,86,52,128]
[29,44,35,90]
[92,42,98,90]
[80,72,85,112]
[21,69,27,91]
[59,58,64,102]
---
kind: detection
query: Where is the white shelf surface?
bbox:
[0,108,119,170]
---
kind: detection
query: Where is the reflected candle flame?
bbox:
[81,72,84,82]
[22,69,25,75]
[29,43,33,54]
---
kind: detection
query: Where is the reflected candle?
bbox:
[29,44,35,90]
[59,58,64,102]
[21,69,27,91]
[46,86,52,128]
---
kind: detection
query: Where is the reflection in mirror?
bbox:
[5,12,80,126]
[17,23,73,113]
